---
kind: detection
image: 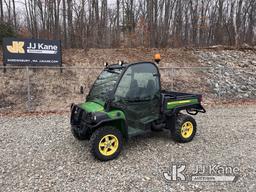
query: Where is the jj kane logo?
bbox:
[27,42,58,54]
[7,41,25,54]
[163,164,239,182]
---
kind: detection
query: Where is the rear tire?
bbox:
[89,126,123,161]
[171,114,197,143]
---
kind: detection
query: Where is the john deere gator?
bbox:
[70,55,206,161]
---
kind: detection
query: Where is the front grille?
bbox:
[71,105,83,125]
[71,105,92,125]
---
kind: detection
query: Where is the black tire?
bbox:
[71,126,89,140]
[151,121,164,132]
[171,114,197,143]
[89,126,123,161]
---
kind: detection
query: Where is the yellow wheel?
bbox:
[171,114,197,143]
[90,127,123,161]
[98,134,119,156]
[181,121,194,138]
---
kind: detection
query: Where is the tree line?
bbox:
[1,0,256,48]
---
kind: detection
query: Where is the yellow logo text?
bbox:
[7,41,25,54]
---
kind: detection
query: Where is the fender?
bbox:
[71,104,128,140]
[169,103,206,115]
[87,118,129,140]
[165,103,205,131]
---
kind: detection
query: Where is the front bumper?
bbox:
[70,103,109,131]
[70,104,93,135]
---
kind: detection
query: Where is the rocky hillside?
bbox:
[197,50,256,99]
[0,48,255,112]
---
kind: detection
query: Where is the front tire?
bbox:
[171,114,197,143]
[90,126,123,161]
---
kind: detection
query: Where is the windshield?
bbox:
[88,68,123,102]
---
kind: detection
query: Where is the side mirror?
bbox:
[104,91,114,111]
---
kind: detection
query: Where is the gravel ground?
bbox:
[0,105,256,192]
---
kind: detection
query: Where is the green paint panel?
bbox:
[80,102,126,120]
[167,99,199,109]
[79,102,104,112]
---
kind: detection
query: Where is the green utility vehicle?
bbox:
[70,56,206,161]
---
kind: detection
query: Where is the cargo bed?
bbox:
[161,90,205,114]
[161,90,202,100]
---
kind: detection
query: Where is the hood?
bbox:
[79,101,104,113]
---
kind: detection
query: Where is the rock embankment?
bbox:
[197,50,256,99]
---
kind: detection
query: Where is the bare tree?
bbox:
[0,0,4,22]
[2,0,256,48]
[67,0,74,47]
[4,0,11,23]
[12,0,16,29]
[62,0,67,47]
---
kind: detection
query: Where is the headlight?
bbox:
[85,112,96,122]
[90,113,97,121]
